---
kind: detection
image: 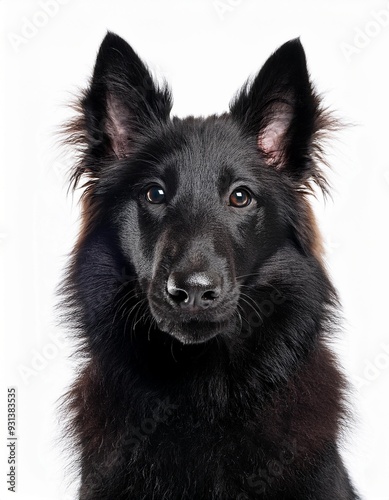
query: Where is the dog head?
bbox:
[67,33,330,346]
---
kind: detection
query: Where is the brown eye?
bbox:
[146,185,166,204]
[229,188,252,208]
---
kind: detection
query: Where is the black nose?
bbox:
[167,272,221,310]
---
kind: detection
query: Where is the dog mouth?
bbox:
[156,317,234,344]
[148,300,237,344]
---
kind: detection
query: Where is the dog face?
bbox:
[115,116,289,343]
[69,33,328,345]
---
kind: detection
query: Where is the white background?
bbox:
[1,0,389,498]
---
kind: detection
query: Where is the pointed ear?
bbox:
[230,39,327,186]
[67,32,172,187]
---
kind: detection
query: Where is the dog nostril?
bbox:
[168,287,189,304]
[167,277,189,304]
[201,290,219,302]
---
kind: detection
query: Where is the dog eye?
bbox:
[229,188,251,208]
[146,185,166,204]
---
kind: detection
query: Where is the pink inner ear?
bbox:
[106,95,132,159]
[257,107,293,167]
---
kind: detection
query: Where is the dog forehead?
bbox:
[162,116,252,183]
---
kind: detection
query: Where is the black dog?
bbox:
[61,32,359,499]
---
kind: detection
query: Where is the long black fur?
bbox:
[60,32,359,499]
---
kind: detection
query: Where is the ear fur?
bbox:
[230,38,335,192]
[65,32,172,189]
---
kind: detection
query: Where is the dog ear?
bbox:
[67,32,172,187]
[85,31,172,158]
[230,39,327,186]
